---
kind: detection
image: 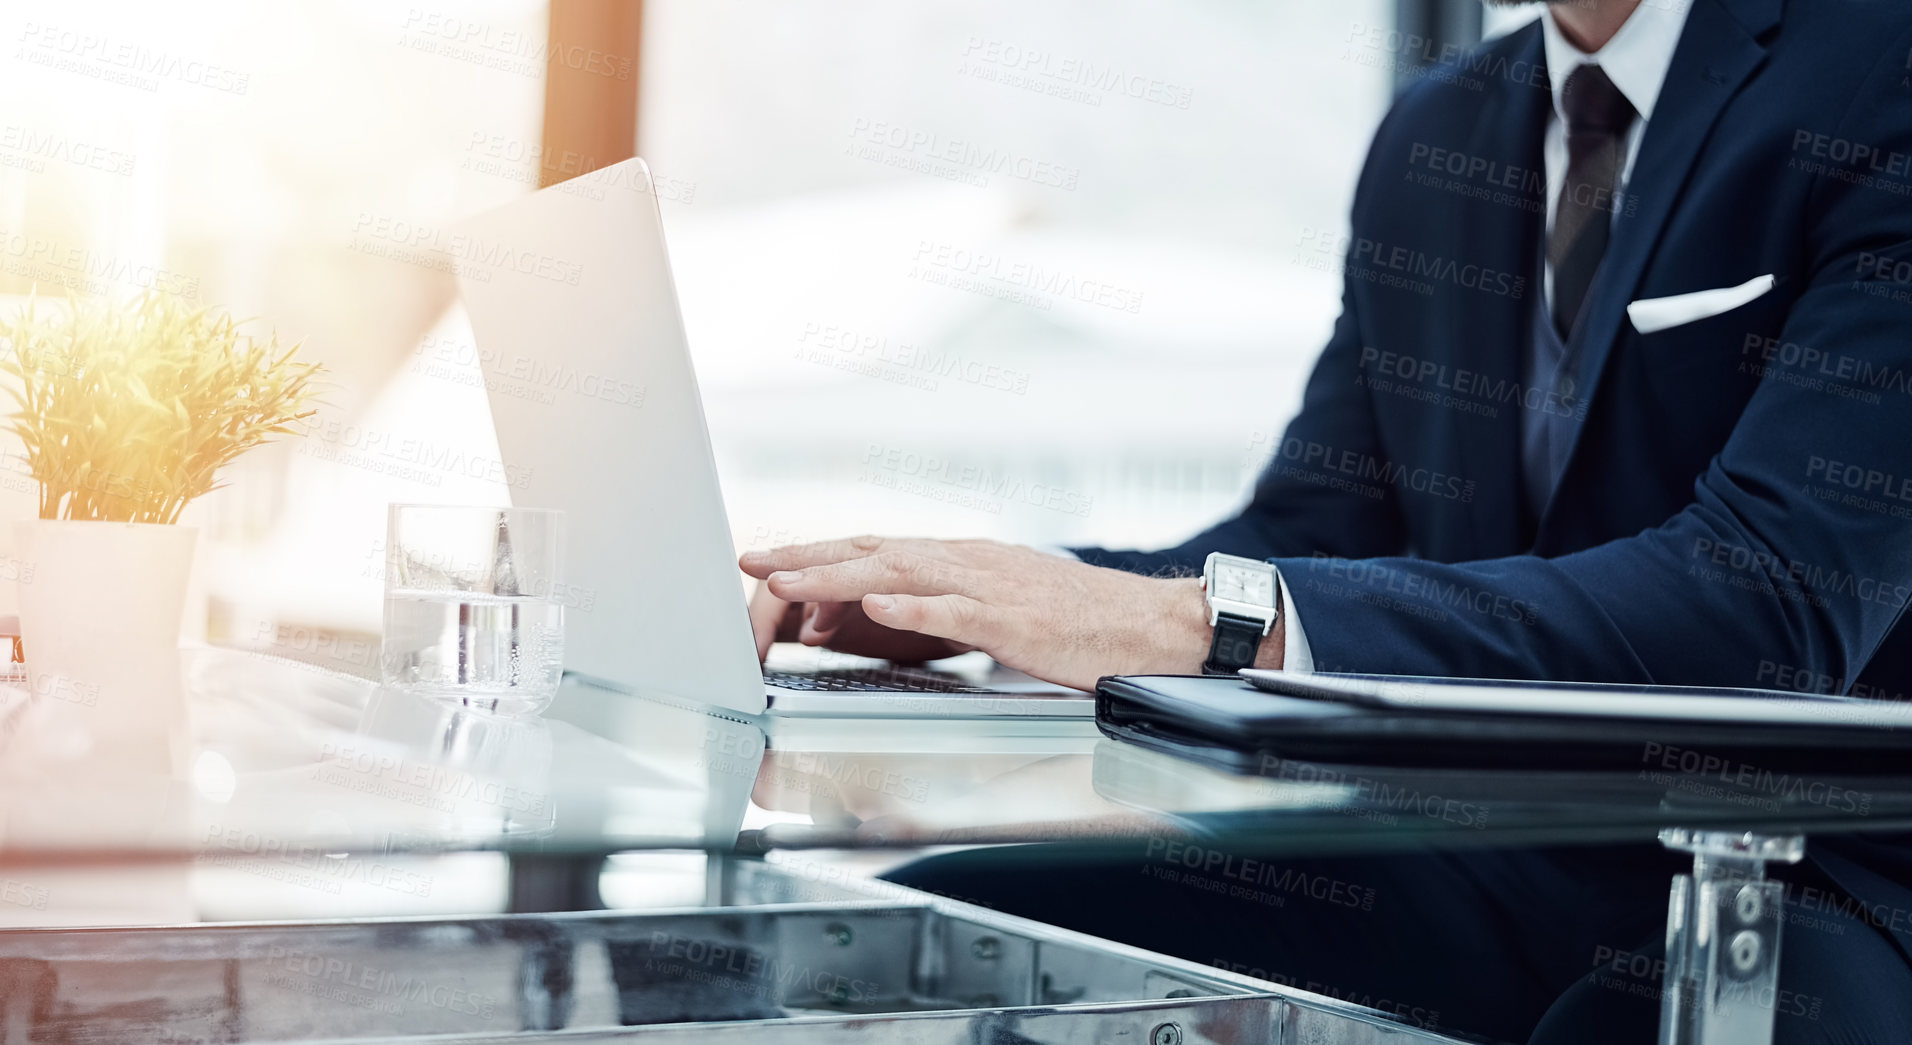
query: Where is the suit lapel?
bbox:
[1537,0,1778,531]
[1448,26,1550,558]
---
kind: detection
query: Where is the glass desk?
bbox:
[0,647,1905,1043]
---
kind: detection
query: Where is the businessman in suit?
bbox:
[742,0,1912,1039]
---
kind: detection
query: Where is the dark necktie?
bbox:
[1550,64,1636,337]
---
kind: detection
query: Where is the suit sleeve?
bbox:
[1273,30,1912,685]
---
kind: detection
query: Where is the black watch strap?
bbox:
[1203,612,1265,675]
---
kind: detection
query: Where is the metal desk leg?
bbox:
[505,855,603,1032]
[506,853,605,913]
[1657,829,1805,1045]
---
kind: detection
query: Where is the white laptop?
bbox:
[450,158,1091,721]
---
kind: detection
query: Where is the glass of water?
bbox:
[381,504,566,716]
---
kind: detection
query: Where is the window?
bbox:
[4,0,1401,640]
[643,0,1396,554]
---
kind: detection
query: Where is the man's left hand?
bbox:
[738,536,1283,691]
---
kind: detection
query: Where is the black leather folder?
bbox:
[1095,673,1912,775]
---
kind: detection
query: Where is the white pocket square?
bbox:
[1627,274,1776,334]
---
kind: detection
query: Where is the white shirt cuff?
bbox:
[1276,572,1315,674]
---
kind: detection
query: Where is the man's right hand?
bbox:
[746,576,973,663]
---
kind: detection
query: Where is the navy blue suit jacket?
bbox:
[1079,0,1912,963]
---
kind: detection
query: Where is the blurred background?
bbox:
[0,0,1539,666]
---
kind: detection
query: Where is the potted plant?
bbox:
[0,291,321,771]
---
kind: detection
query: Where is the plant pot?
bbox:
[10,519,199,776]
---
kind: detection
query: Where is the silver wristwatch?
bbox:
[1201,552,1281,675]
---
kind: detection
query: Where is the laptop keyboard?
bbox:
[763,667,995,694]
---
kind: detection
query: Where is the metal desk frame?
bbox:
[1657,829,1807,1045]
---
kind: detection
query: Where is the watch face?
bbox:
[1214,563,1274,605]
